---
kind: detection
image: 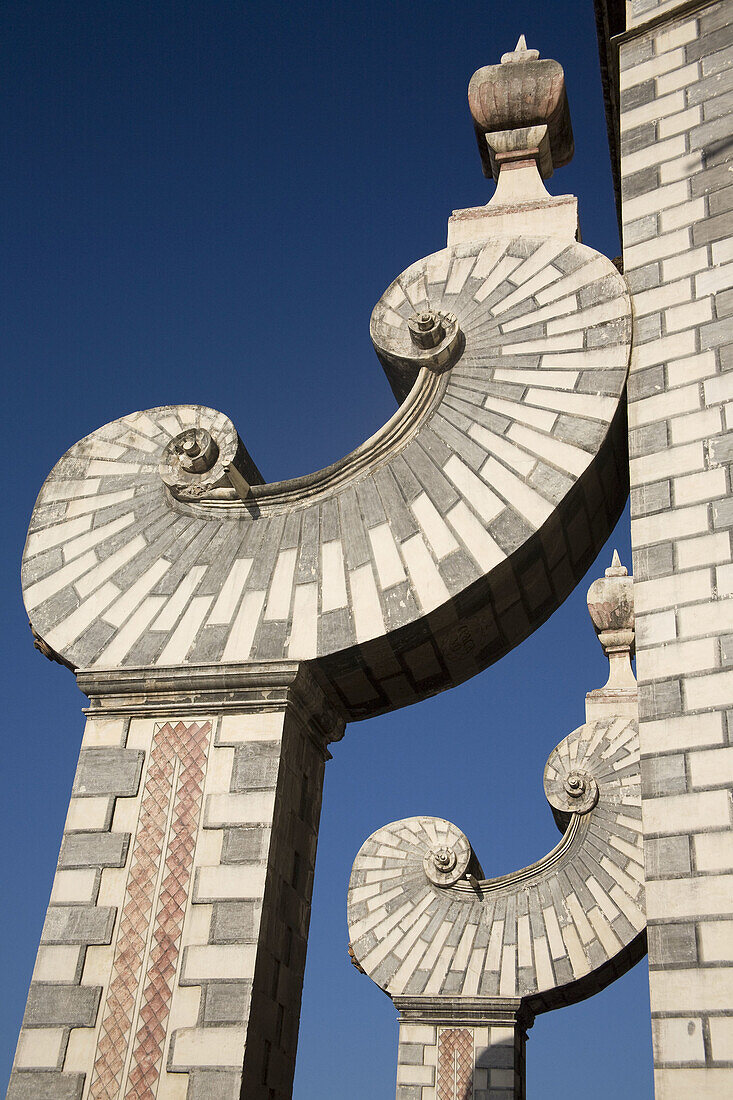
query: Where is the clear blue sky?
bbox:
[0,2,651,1095]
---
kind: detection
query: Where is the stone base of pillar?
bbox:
[8,662,344,1100]
[393,997,533,1100]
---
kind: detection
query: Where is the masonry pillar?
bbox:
[393,999,531,1100]
[595,1,733,1093]
[8,663,344,1100]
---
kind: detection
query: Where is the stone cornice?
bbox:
[76,660,347,748]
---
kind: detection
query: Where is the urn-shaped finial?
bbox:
[468,37,574,180]
[585,551,637,718]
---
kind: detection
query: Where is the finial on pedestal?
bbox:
[585,551,637,721]
[500,34,540,63]
[467,39,574,183]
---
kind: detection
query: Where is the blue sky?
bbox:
[0,2,652,1095]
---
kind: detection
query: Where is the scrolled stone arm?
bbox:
[347,713,644,1014]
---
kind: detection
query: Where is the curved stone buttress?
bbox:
[23,234,631,720]
[347,713,644,1014]
[346,554,644,1096]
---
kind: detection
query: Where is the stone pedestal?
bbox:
[394,998,531,1100]
[8,663,344,1100]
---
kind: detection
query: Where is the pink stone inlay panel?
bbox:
[437,1027,473,1100]
[90,720,211,1100]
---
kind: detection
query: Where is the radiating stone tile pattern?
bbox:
[614,0,733,1093]
[348,716,644,1009]
[22,236,631,719]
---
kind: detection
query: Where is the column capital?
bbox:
[76,659,346,748]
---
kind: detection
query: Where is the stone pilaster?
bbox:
[393,998,531,1100]
[7,662,344,1100]
[600,0,733,1093]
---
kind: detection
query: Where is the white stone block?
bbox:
[709,1017,733,1062]
[717,564,733,597]
[632,277,691,318]
[624,134,686,175]
[674,467,727,507]
[699,920,733,963]
[670,406,722,445]
[632,383,700,429]
[396,1063,434,1085]
[182,944,257,982]
[654,1068,733,1097]
[170,1026,246,1069]
[195,864,267,901]
[662,245,709,281]
[632,504,709,547]
[51,869,97,905]
[626,229,692,272]
[218,712,284,743]
[654,18,699,53]
[621,47,684,88]
[656,61,701,96]
[32,945,81,982]
[644,789,731,836]
[641,712,724,756]
[65,796,110,832]
[647,875,733,920]
[653,1016,705,1064]
[704,372,733,407]
[635,570,712,615]
[692,741,733,788]
[649,967,733,1013]
[15,1028,65,1069]
[677,599,733,642]
[665,297,713,334]
[685,668,733,712]
[637,609,677,647]
[694,831,733,872]
[677,531,730,571]
[621,92,685,135]
[658,194,703,230]
[205,790,276,828]
[630,441,704,487]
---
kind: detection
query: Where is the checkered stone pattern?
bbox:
[348,715,644,1012]
[22,236,630,721]
[613,0,733,1093]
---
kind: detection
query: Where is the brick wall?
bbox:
[618,0,733,1093]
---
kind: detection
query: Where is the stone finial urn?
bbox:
[585,551,637,713]
[468,35,574,179]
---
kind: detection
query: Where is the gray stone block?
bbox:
[638,678,682,720]
[42,904,115,945]
[222,826,270,864]
[621,122,657,157]
[7,1071,84,1100]
[641,753,687,796]
[186,1070,242,1100]
[73,748,143,798]
[202,982,251,1025]
[645,835,692,879]
[648,922,698,967]
[398,1042,425,1065]
[59,831,130,869]
[24,983,100,1028]
[629,422,668,459]
[633,538,673,580]
[631,480,672,518]
[232,741,281,791]
[210,901,260,943]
